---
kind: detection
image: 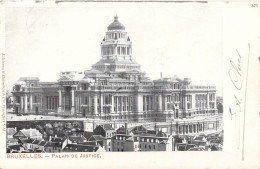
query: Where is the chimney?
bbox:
[160,72,162,79]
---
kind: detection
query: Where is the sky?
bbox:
[5,3,223,95]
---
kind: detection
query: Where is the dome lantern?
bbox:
[107,16,125,31]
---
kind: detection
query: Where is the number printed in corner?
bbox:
[251,4,258,8]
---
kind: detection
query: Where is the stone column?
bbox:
[135,95,143,113]
[124,96,127,112]
[78,95,81,113]
[88,95,91,114]
[71,88,75,115]
[24,95,28,113]
[143,96,146,111]
[164,96,167,111]
[207,93,210,109]
[21,96,24,111]
[40,95,42,110]
[58,89,62,113]
[111,95,114,113]
[94,95,98,115]
[158,94,162,111]
[116,96,118,113]
[50,97,53,110]
[100,94,103,114]
[48,97,51,110]
[214,93,217,111]
[30,95,33,111]
[54,96,58,110]
[115,46,117,55]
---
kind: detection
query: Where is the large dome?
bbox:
[107,16,125,31]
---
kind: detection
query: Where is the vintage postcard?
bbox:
[0,1,259,169]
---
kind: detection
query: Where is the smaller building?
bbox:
[13,128,43,140]
[112,126,174,152]
[7,144,25,153]
[36,141,62,153]
[93,124,116,152]
[93,124,115,138]
[67,136,88,144]
[6,128,18,146]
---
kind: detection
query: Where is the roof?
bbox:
[83,132,94,140]
[125,137,134,142]
[116,126,127,134]
[58,73,84,82]
[38,141,48,146]
[8,144,23,150]
[19,77,39,81]
[102,124,114,131]
[80,77,95,83]
[14,81,26,85]
[89,135,106,141]
[81,141,97,146]
[68,136,87,143]
[63,144,98,152]
[107,16,125,31]
[51,137,65,143]
[7,128,16,136]
[159,140,168,144]
[130,125,147,134]
[14,129,42,138]
[6,138,18,144]
[193,136,205,141]
[32,139,40,144]
[155,131,168,138]
[19,138,34,144]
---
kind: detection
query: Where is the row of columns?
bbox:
[46,96,58,110]
[101,46,132,56]
[57,87,75,114]
[177,123,204,134]
[82,95,135,115]
[82,95,146,116]
[20,95,33,112]
[114,96,133,113]
[143,95,153,111]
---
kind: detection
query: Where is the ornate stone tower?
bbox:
[90,16,142,74]
[101,16,132,61]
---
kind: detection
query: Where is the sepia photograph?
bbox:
[1,1,260,169]
[4,4,224,154]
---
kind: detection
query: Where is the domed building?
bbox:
[11,16,220,135]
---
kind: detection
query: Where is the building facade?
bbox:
[112,126,174,152]
[11,16,218,122]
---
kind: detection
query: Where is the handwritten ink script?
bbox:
[228,44,250,120]
[228,44,250,160]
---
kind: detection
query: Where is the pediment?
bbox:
[58,75,73,81]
